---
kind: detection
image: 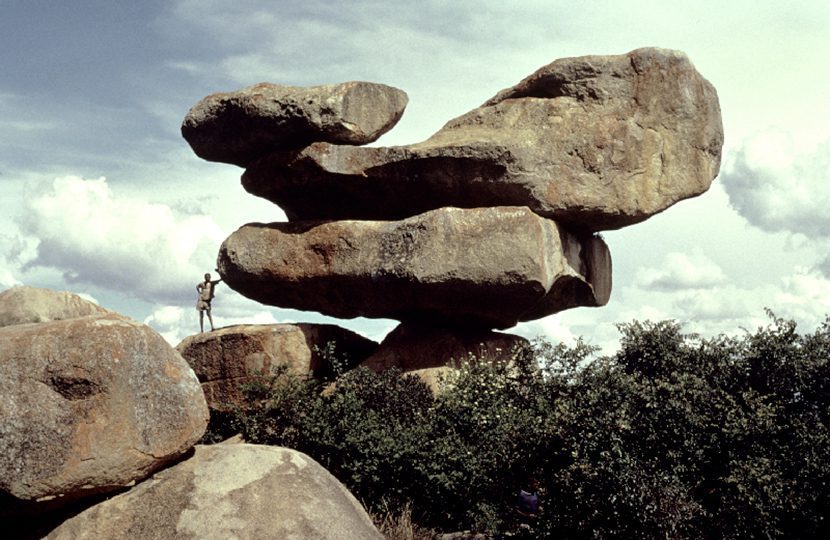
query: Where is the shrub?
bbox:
[216,314,830,538]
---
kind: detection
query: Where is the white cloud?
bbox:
[721,131,830,237]
[635,249,726,291]
[18,175,225,304]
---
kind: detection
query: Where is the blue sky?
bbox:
[2,0,830,351]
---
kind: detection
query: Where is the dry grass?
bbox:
[371,503,437,540]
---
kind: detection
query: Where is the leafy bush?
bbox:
[213,314,830,538]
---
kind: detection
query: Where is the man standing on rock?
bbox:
[196,271,222,332]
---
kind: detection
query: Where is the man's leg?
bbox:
[206,306,215,331]
[199,310,204,332]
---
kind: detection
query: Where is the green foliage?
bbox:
[213,314,830,538]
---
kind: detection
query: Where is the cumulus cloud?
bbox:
[773,266,830,325]
[635,249,726,291]
[721,130,830,237]
[18,175,225,304]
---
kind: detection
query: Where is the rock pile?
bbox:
[182,47,722,375]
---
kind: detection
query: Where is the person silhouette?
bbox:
[196,271,222,332]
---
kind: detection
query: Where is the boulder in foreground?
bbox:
[0,314,208,501]
[46,444,383,540]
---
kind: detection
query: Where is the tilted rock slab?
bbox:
[0,285,109,327]
[176,323,378,409]
[217,206,611,329]
[182,81,408,167]
[242,47,723,231]
[46,444,383,540]
[0,313,208,501]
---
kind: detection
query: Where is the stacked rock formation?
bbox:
[182,48,723,375]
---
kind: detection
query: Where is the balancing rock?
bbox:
[217,206,610,329]
[182,81,408,167]
[242,47,722,231]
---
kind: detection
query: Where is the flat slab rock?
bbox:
[176,323,378,409]
[0,313,208,502]
[45,444,383,540]
[242,47,723,231]
[217,206,611,328]
[0,285,109,327]
[182,81,408,167]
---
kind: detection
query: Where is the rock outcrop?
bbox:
[176,324,378,409]
[0,313,208,502]
[0,285,109,327]
[240,48,723,231]
[218,206,611,328]
[182,81,408,167]
[46,444,384,540]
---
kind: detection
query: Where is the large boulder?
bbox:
[0,285,109,327]
[0,313,208,502]
[182,81,408,167]
[46,444,384,539]
[242,47,723,231]
[217,206,611,329]
[176,323,378,409]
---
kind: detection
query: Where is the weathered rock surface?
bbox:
[362,322,528,372]
[182,81,408,167]
[0,313,208,501]
[242,47,722,231]
[0,285,109,327]
[217,206,611,328]
[46,444,383,540]
[176,323,378,409]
